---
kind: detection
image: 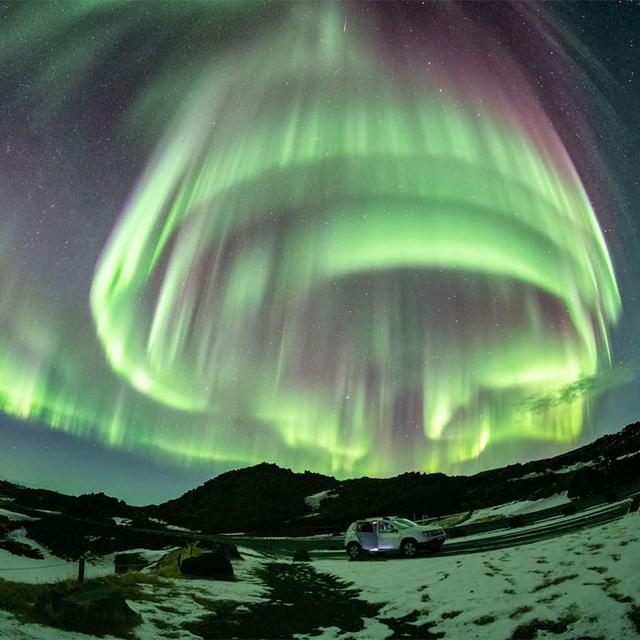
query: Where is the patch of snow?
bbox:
[0,527,105,583]
[0,508,39,522]
[513,460,598,481]
[457,500,624,543]
[305,490,336,510]
[112,516,132,526]
[616,450,640,461]
[0,527,174,584]
[466,491,570,524]
[165,523,195,532]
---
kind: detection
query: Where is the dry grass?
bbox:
[473,615,495,625]
[628,605,640,633]
[151,543,205,578]
[509,605,533,620]
[587,566,608,574]
[531,574,578,592]
[99,571,170,603]
[0,569,172,628]
[511,606,580,640]
[440,610,462,619]
[608,592,634,604]
[0,578,69,623]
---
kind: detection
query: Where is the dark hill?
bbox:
[2,422,639,538]
[152,422,640,535]
[156,462,338,533]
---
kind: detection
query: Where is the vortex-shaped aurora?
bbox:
[84,5,620,475]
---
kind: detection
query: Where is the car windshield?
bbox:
[391,517,417,529]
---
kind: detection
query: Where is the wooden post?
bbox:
[78,557,85,583]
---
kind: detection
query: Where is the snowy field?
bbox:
[0,505,638,639]
[311,511,640,639]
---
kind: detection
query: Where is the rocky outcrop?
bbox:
[180,552,234,580]
[35,583,141,635]
[197,540,242,559]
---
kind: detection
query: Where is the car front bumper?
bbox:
[418,536,446,549]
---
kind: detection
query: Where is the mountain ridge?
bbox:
[2,422,638,537]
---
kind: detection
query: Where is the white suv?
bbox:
[345,516,446,560]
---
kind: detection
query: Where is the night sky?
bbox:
[0,1,639,505]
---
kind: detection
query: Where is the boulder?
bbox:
[114,552,149,574]
[197,540,242,559]
[36,583,140,635]
[218,542,242,559]
[180,552,234,580]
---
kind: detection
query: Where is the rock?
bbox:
[35,583,140,635]
[198,540,242,559]
[114,552,149,574]
[292,549,310,562]
[180,552,234,580]
[219,542,242,559]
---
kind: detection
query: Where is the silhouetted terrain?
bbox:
[152,422,640,535]
[2,422,638,541]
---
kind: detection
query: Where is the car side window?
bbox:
[360,522,374,533]
[378,521,397,533]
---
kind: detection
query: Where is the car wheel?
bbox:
[400,538,418,558]
[347,542,363,561]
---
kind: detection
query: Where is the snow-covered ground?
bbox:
[0,503,637,639]
[131,546,268,640]
[0,526,173,584]
[0,545,267,640]
[457,500,628,544]
[310,511,640,639]
[465,491,570,524]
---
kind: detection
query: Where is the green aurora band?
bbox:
[0,4,623,477]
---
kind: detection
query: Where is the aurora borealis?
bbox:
[1,1,639,502]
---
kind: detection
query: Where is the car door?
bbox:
[355,521,378,551]
[376,521,400,550]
